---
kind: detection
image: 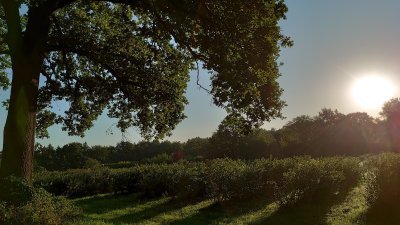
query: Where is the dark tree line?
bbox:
[34,141,184,171]
[34,99,400,171]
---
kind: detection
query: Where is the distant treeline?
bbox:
[34,103,400,171]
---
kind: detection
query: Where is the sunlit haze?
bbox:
[351,75,397,110]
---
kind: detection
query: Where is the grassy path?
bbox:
[71,181,370,225]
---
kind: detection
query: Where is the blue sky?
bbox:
[2,0,400,147]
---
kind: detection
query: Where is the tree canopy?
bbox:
[0,0,291,181]
[0,0,292,139]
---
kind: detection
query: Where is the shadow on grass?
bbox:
[76,193,215,224]
[107,197,205,224]
[73,193,145,214]
[168,203,235,225]
[169,197,277,225]
[75,185,358,225]
[366,201,400,225]
[173,189,354,225]
[254,189,353,225]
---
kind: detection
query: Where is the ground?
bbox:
[72,182,370,225]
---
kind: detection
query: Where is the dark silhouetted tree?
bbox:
[184,137,209,159]
[208,114,249,158]
[380,98,400,151]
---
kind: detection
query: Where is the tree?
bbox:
[315,108,345,126]
[335,112,376,155]
[208,114,247,158]
[0,0,291,182]
[380,98,400,151]
[237,128,279,159]
[86,145,112,163]
[55,142,89,170]
[184,137,209,159]
[280,115,316,155]
[35,144,57,170]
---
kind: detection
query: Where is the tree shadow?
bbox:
[73,193,147,214]
[253,189,354,225]
[172,185,358,225]
[107,197,206,224]
[169,203,229,225]
[366,201,400,225]
[170,197,276,225]
[75,186,357,225]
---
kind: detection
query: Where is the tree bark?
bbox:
[0,55,42,183]
[0,6,50,183]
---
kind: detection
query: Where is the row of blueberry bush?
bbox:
[365,153,400,208]
[34,156,362,204]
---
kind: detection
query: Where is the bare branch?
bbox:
[195,61,210,94]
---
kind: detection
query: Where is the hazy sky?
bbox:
[1,0,400,147]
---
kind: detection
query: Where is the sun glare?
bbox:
[352,75,397,109]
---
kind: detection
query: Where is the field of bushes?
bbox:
[34,156,361,201]
[5,153,392,224]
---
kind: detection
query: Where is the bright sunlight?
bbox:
[352,75,397,109]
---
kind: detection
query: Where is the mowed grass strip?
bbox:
[71,187,369,225]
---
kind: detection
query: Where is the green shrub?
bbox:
[0,183,79,225]
[34,168,113,197]
[274,157,361,206]
[110,168,141,194]
[34,156,362,205]
[104,161,138,169]
[84,158,102,169]
[365,153,400,206]
[0,176,35,205]
[137,162,206,198]
[206,159,273,201]
[142,153,173,164]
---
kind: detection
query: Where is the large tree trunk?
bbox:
[0,56,42,183]
[0,4,51,183]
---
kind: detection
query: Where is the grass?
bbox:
[71,181,371,225]
[326,184,369,225]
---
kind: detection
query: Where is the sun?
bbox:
[352,75,397,109]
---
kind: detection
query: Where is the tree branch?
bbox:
[150,2,209,62]
[38,0,208,63]
[49,15,73,80]
[0,33,6,40]
[47,43,121,77]
[43,0,209,60]
[40,67,53,81]
[0,50,10,55]
[37,0,139,19]
[195,61,210,94]
[36,0,77,17]
[50,15,63,35]
[0,0,23,56]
